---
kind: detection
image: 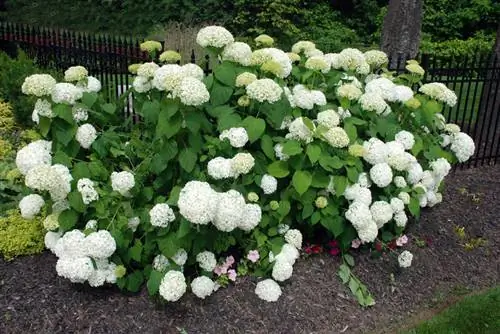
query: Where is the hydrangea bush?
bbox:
[16,26,475,305]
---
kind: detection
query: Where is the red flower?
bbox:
[328,240,339,248]
[311,245,323,254]
[375,242,383,252]
[387,241,397,250]
[329,248,340,256]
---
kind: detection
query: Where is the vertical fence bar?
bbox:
[482,54,500,165]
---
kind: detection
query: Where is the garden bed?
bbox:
[1,165,498,334]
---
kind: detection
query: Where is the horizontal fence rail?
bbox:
[0,22,499,167]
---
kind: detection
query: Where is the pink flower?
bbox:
[213,265,228,276]
[227,269,237,281]
[247,250,260,263]
[225,255,235,267]
[351,239,362,249]
[396,235,408,247]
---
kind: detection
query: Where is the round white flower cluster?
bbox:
[25,164,72,201]
[322,127,350,148]
[191,276,216,299]
[159,270,187,301]
[85,230,117,258]
[398,250,413,268]
[317,109,340,128]
[207,157,235,179]
[111,171,135,196]
[365,77,395,100]
[64,66,88,82]
[222,42,252,66]
[219,127,249,148]
[177,181,219,225]
[388,85,414,103]
[213,190,246,231]
[291,41,316,54]
[196,26,234,48]
[364,50,388,68]
[137,62,160,78]
[172,248,188,266]
[394,176,408,188]
[345,201,378,243]
[251,48,293,78]
[196,251,217,272]
[149,203,176,227]
[370,201,394,228]
[419,82,457,107]
[338,48,370,74]
[260,174,278,194]
[305,56,330,72]
[255,278,282,302]
[235,72,257,87]
[51,82,83,104]
[359,93,390,115]
[77,76,102,93]
[273,143,289,161]
[231,152,255,176]
[246,78,283,103]
[32,98,54,124]
[153,254,170,272]
[133,76,152,93]
[284,229,302,249]
[15,140,52,175]
[85,219,97,230]
[151,64,184,92]
[450,132,475,162]
[337,83,363,100]
[370,163,393,188]
[19,194,44,219]
[22,74,57,97]
[344,183,372,205]
[286,117,314,143]
[290,84,326,110]
[173,77,210,106]
[72,106,89,122]
[75,123,98,149]
[395,130,415,150]
[127,217,140,231]
[77,178,99,204]
[43,213,60,230]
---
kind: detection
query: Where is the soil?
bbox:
[1,165,499,334]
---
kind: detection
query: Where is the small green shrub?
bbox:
[420,34,495,58]
[0,209,45,261]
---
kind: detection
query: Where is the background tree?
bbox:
[380,0,422,66]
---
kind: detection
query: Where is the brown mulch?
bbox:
[1,165,499,334]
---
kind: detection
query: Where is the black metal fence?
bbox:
[0,22,498,167]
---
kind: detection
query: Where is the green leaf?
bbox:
[214,61,237,87]
[73,162,91,179]
[333,176,348,197]
[53,151,71,166]
[129,240,143,262]
[150,141,178,174]
[158,234,178,258]
[408,197,421,218]
[338,264,351,283]
[210,81,233,106]
[411,136,424,156]
[281,140,303,156]
[319,156,344,171]
[320,216,345,237]
[242,116,266,142]
[58,209,79,231]
[147,270,164,296]
[306,144,321,163]
[349,278,360,294]
[81,92,97,108]
[53,104,74,123]
[101,103,116,114]
[88,161,108,181]
[344,117,367,125]
[344,253,355,266]
[344,122,357,142]
[184,111,202,133]
[267,161,289,178]
[346,166,360,183]
[205,105,234,118]
[292,170,312,195]
[126,271,144,292]
[156,111,182,139]
[302,204,314,219]
[277,200,291,218]
[68,192,86,213]
[167,186,182,205]
[260,135,275,160]
[39,117,51,137]
[311,171,330,188]
[142,100,160,125]
[217,112,242,131]
[179,148,197,173]
[177,219,191,238]
[311,211,321,225]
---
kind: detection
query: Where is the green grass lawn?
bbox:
[403,286,500,334]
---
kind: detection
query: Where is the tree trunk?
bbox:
[380,0,422,68]
[475,23,500,161]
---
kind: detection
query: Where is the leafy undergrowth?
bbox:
[403,286,500,334]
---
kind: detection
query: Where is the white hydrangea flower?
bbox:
[370,201,394,228]
[284,229,302,249]
[181,63,205,81]
[219,127,249,148]
[132,76,152,93]
[345,201,374,227]
[323,127,350,148]
[222,42,252,65]
[196,26,234,48]
[56,256,93,283]
[153,254,170,272]
[305,55,330,72]
[255,279,282,302]
[357,223,379,243]
[84,230,116,258]
[395,130,415,150]
[159,270,187,302]
[172,248,188,266]
[390,197,405,213]
[149,203,176,228]
[174,77,210,106]
[337,83,362,100]
[344,183,372,205]
[430,158,452,180]
[394,211,408,227]
[246,78,283,103]
[251,48,292,78]
[44,231,62,253]
[272,259,293,282]
[389,85,414,103]
[310,90,326,106]
[72,106,89,122]
[292,85,315,109]
[85,220,97,230]
[291,41,316,54]
[324,53,341,69]
[127,217,140,231]
[364,50,388,68]
[363,138,388,165]
[178,181,218,225]
[398,250,413,268]
[111,171,135,196]
[31,98,53,124]
[25,165,70,201]
[274,143,289,161]
[440,134,452,147]
[394,176,407,188]
[235,72,257,87]
[64,65,88,82]
[213,190,245,232]
[191,276,215,299]
[83,76,102,93]
[398,192,411,205]
[337,107,352,119]
[207,157,235,179]
[445,123,461,134]
[19,194,45,219]
[238,203,262,232]
[338,48,368,73]
[77,178,99,204]
[274,243,300,265]
[52,200,70,213]
[196,251,217,272]
[317,109,340,128]
[260,174,278,194]
[152,64,184,91]
[230,152,255,176]
[359,93,391,115]
[286,117,314,143]
[365,77,395,100]
[75,123,98,149]
[387,151,413,171]
[54,230,87,259]
[419,82,457,107]
[51,83,83,104]
[137,62,160,78]
[370,163,393,188]
[22,74,57,97]
[15,140,52,175]
[407,163,424,185]
[450,132,475,162]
